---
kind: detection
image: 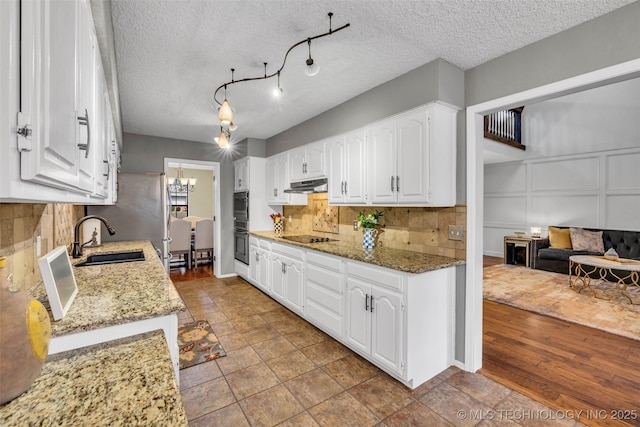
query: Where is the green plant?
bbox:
[357,210,383,229]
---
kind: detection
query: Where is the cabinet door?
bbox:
[257,249,270,293]
[305,263,344,338]
[344,129,367,204]
[397,109,429,203]
[289,148,306,182]
[75,0,96,193]
[234,157,249,191]
[368,118,397,203]
[325,137,345,204]
[345,278,371,354]
[370,286,403,375]
[249,245,260,285]
[269,255,286,303]
[266,157,278,204]
[284,258,304,314]
[305,143,325,179]
[20,0,81,191]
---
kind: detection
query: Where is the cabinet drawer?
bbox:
[346,261,403,291]
[249,236,259,246]
[307,251,342,272]
[271,242,304,260]
[306,264,343,294]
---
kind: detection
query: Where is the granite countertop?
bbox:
[250,231,465,274]
[36,241,186,337]
[0,331,188,426]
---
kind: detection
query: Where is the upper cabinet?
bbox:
[266,153,307,206]
[289,142,325,182]
[368,104,457,206]
[325,130,367,205]
[0,0,117,203]
[234,156,249,192]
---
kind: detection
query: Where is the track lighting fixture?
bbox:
[212,12,350,143]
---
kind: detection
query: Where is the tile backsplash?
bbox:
[283,194,466,259]
[0,203,84,291]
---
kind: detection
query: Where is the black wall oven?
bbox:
[234,215,249,264]
[234,191,249,220]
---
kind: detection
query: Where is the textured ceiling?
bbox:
[110,0,635,145]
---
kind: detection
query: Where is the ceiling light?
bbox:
[305,39,320,77]
[169,166,197,192]
[217,131,229,149]
[212,12,349,140]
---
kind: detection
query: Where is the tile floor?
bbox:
[174,276,583,427]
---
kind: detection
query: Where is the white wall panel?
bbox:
[530,157,599,192]
[484,163,526,193]
[484,196,526,225]
[606,195,640,231]
[530,195,599,229]
[484,227,514,257]
[607,152,640,190]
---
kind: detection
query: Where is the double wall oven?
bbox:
[234,191,250,264]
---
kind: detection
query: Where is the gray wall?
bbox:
[465,1,640,106]
[266,58,465,156]
[121,132,241,276]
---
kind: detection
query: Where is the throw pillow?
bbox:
[570,228,604,253]
[548,227,572,249]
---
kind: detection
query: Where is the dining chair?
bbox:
[183,216,202,230]
[193,219,214,268]
[168,218,192,269]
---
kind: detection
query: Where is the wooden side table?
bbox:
[504,235,540,267]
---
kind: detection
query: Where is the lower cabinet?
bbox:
[241,236,455,389]
[345,275,403,376]
[269,244,304,315]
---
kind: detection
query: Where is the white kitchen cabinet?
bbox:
[368,103,457,206]
[266,153,307,205]
[345,264,403,375]
[304,252,344,339]
[269,243,304,315]
[1,0,117,203]
[325,130,367,205]
[234,156,250,192]
[289,142,325,182]
[248,238,270,294]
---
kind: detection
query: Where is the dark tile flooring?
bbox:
[174,275,582,426]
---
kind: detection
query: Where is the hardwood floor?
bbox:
[169,263,214,282]
[482,258,640,427]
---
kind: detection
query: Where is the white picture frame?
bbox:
[38,246,78,320]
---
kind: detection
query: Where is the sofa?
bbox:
[531,226,640,278]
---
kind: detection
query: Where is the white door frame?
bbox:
[464,59,640,372]
[164,158,221,277]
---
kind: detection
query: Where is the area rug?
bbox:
[178,320,226,370]
[483,264,640,341]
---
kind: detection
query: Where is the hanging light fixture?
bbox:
[212,12,349,142]
[305,38,320,77]
[169,166,197,192]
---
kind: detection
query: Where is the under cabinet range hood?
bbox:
[284,178,328,194]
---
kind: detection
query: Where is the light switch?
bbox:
[36,235,42,257]
[448,225,464,241]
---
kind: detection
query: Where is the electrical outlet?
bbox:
[448,225,464,241]
[353,220,359,231]
[36,235,42,257]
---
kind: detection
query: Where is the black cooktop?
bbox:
[282,235,339,244]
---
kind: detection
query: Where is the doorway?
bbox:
[464,59,640,372]
[164,158,221,277]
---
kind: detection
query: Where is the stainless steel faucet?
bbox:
[72,215,116,258]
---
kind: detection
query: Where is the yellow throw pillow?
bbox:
[548,227,572,249]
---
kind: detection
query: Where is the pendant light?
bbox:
[212,13,350,142]
[305,38,320,77]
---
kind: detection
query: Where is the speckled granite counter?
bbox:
[251,231,465,273]
[37,240,185,337]
[0,331,187,426]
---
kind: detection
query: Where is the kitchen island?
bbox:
[36,240,186,381]
[0,331,187,426]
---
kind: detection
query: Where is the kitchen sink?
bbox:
[76,250,145,266]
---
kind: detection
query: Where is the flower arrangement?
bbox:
[357,210,383,229]
[270,213,282,223]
